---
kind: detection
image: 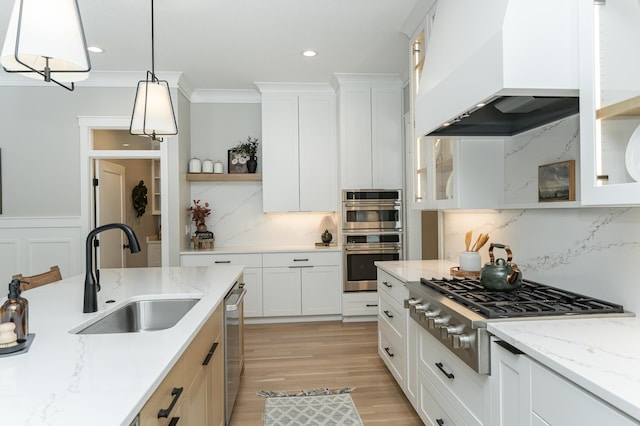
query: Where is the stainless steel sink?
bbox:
[75,298,201,334]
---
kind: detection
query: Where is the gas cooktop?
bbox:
[419,277,625,319]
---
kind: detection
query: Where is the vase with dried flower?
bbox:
[231,136,259,173]
[187,199,211,233]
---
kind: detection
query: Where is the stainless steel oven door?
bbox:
[343,243,401,291]
[342,202,402,231]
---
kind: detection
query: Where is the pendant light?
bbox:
[0,0,91,91]
[129,0,177,142]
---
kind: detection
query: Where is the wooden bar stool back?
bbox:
[12,265,63,292]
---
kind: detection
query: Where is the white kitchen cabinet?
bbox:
[579,0,640,205]
[257,84,337,212]
[262,251,341,317]
[416,323,489,425]
[490,337,638,426]
[180,253,263,317]
[377,270,409,392]
[341,291,378,320]
[333,74,403,190]
[420,136,504,210]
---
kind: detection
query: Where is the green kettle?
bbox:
[480,243,522,291]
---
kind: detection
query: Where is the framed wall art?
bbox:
[538,160,575,202]
[228,150,248,174]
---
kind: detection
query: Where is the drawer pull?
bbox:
[384,347,394,357]
[169,418,180,426]
[202,342,219,366]
[436,419,445,425]
[214,260,231,263]
[495,340,525,355]
[293,258,309,262]
[383,310,394,319]
[383,281,392,288]
[157,387,183,418]
[435,362,455,379]
[366,303,378,307]
[289,265,314,268]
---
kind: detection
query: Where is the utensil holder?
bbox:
[459,251,481,272]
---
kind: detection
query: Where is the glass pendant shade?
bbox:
[130,72,178,141]
[0,0,91,87]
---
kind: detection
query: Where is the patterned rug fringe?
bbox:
[258,387,355,398]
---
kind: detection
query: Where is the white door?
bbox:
[96,160,126,268]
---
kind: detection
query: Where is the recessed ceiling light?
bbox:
[88,46,104,53]
[302,50,317,57]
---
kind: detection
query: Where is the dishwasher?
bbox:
[224,280,246,425]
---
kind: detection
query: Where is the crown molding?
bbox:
[190,89,261,104]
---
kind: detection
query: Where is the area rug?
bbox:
[260,388,363,426]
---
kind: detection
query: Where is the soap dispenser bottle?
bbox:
[0,279,28,340]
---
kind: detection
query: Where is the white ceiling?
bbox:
[0,0,427,91]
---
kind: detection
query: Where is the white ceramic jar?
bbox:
[189,158,202,173]
[459,251,481,272]
[202,159,214,173]
[213,160,224,174]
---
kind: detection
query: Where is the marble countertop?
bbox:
[375,259,639,421]
[0,265,243,426]
[374,259,457,282]
[181,244,341,255]
[489,318,640,421]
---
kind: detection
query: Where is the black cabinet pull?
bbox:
[168,418,180,426]
[435,362,455,379]
[436,419,444,425]
[202,341,219,366]
[383,281,392,288]
[495,340,525,355]
[289,265,314,268]
[157,387,183,419]
[384,347,394,357]
[214,260,231,264]
[383,310,394,319]
[293,258,309,262]
[366,303,378,307]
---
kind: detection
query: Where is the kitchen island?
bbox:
[0,265,242,426]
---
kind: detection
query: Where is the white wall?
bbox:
[442,117,640,314]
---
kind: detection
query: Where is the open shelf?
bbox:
[596,95,640,120]
[186,173,262,182]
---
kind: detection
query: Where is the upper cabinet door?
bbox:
[299,93,338,212]
[579,0,640,205]
[261,93,300,212]
[335,74,404,190]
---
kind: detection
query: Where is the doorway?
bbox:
[80,117,165,270]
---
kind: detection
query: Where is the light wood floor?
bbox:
[229,321,423,425]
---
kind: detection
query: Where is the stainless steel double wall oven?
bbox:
[342,190,403,292]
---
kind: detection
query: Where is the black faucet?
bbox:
[84,223,141,313]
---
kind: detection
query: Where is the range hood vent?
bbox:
[415,0,580,137]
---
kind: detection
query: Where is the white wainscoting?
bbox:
[0,217,83,282]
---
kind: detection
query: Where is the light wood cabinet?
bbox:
[334,74,404,190]
[140,304,224,426]
[257,84,337,212]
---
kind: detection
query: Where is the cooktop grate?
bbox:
[419,277,625,319]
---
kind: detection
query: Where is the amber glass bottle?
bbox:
[0,280,28,340]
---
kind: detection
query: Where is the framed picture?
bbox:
[538,160,575,202]
[228,150,248,174]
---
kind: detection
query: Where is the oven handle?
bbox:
[344,246,401,253]
[343,201,401,208]
[226,288,247,312]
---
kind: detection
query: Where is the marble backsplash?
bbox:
[190,182,336,248]
[443,207,640,314]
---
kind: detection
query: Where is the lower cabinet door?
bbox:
[263,267,301,316]
[242,267,263,317]
[183,368,207,426]
[206,331,225,426]
[301,266,340,315]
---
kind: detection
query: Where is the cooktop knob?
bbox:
[453,334,472,350]
[441,324,464,339]
[428,316,450,329]
[404,298,422,309]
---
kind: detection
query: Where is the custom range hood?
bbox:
[415,0,580,137]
